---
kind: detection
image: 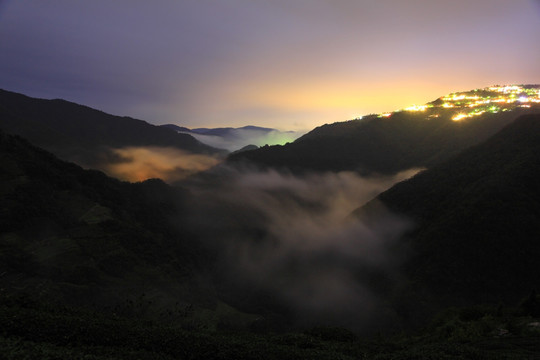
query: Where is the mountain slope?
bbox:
[229,85,540,175]
[357,113,540,323]
[0,89,221,168]
[0,129,211,311]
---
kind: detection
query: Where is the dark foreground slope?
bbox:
[0,129,210,310]
[0,89,221,167]
[358,113,540,324]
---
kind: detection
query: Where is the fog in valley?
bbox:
[179,166,420,330]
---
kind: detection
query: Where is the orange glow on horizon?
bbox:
[195,83,540,131]
[224,81,449,117]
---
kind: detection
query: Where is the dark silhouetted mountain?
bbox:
[0,89,222,168]
[162,123,302,152]
[162,124,276,139]
[193,126,275,137]
[0,129,212,310]
[357,113,540,325]
[229,85,540,175]
[232,144,259,154]
[164,124,276,137]
[161,124,192,133]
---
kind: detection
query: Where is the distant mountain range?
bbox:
[163,124,276,137]
[162,123,304,152]
[0,89,223,169]
[230,85,540,175]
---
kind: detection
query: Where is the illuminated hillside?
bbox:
[230,84,540,175]
[376,84,540,121]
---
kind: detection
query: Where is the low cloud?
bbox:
[101,146,220,183]
[184,129,306,152]
[185,167,420,331]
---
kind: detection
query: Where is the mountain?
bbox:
[163,123,303,152]
[231,144,259,154]
[0,89,222,169]
[229,85,540,175]
[2,129,539,359]
[356,113,540,325]
[163,124,276,137]
[1,103,539,358]
[0,129,212,311]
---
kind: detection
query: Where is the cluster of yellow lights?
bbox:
[447,85,540,121]
[452,113,468,121]
[371,85,540,121]
[404,104,429,112]
[489,85,523,93]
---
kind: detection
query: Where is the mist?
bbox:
[182,128,306,152]
[99,146,221,183]
[183,166,420,331]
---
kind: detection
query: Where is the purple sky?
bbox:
[1,0,540,131]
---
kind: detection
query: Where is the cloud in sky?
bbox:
[1,1,539,130]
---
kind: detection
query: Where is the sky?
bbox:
[1,0,540,131]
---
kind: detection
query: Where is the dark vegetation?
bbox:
[1,291,539,359]
[0,129,212,312]
[357,114,540,327]
[229,107,538,175]
[0,89,222,168]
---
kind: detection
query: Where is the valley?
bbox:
[1,85,540,358]
[3,1,540,357]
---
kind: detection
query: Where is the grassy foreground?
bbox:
[1,295,539,359]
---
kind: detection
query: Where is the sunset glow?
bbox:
[1,1,539,131]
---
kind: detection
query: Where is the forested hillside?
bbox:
[0,129,210,311]
[0,89,222,168]
[357,113,540,325]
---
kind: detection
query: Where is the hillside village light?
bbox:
[452,113,467,121]
[376,85,539,122]
[404,104,428,111]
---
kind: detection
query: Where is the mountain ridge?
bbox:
[229,85,540,175]
[0,88,223,169]
[162,123,302,152]
[0,127,213,311]
[163,124,277,136]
